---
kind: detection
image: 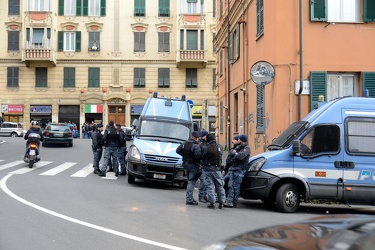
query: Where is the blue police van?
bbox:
[126,92,193,187]
[241,97,375,212]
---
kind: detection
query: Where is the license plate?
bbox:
[29,150,35,156]
[54,133,63,137]
[153,174,166,179]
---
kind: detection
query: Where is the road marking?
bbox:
[10,161,53,174]
[0,160,25,171]
[40,162,76,176]
[71,164,93,177]
[101,172,118,180]
[0,174,187,250]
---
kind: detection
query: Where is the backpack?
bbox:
[106,126,119,144]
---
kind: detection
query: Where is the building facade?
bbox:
[215,0,375,153]
[1,0,217,135]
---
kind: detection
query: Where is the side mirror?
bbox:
[132,119,139,128]
[291,140,301,156]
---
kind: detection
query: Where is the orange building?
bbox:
[215,0,375,154]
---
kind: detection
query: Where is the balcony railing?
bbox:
[177,50,207,68]
[23,48,56,65]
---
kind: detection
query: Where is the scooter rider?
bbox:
[24,121,44,159]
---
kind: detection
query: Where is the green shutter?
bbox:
[58,0,64,16]
[76,0,82,16]
[363,0,375,22]
[26,28,30,41]
[159,0,170,17]
[256,0,264,37]
[310,71,327,111]
[236,24,240,59]
[100,0,106,16]
[83,0,88,16]
[229,32,234,64]
[76,31,81,52]
[310,0,326,21]
[363,72,375,97]
[58,31,63,51]
[180,30,184,50]
[187,0,198,2]
[256,84,265,133]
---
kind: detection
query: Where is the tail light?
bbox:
[30,143,37,149]
[68,132,72,137]
[44,131,50,136]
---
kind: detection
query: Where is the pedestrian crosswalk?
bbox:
[0,159,120,179]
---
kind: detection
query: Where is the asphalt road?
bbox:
[1,137,374,250]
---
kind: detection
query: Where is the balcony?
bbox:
[177,50,207,68]
[22,48,56,66]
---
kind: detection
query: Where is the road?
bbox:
[0,137,374,250]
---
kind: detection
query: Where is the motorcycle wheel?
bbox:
[29,159,34,168]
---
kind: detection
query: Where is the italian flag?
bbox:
[85,104,103,113]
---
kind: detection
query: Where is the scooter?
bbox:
[24,133,41,168]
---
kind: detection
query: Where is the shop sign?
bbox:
[30,105,52,114]
[2,104,24,113]
[85,104,103,113]
[191,105,202,117]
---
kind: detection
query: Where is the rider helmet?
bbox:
[31,121,39,126]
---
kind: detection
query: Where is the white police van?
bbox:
[241,97,375,212]
[126,92,194,187]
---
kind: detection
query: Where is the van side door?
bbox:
[343,117,375,202]
[294,124,343,200]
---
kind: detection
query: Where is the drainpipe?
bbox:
[298,0,303,120]
[227,0,231,149]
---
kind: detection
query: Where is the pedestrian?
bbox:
[202,133,225,209]
[176,131,202,205]
[99,121,120,177]
[116,124,127,175]
[91,124,104,174]
[224,134,251,208]
[223,135,240,195]
[198,130,209,203]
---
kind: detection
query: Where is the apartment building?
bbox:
[1,0,217,134]
[215,0,375,153]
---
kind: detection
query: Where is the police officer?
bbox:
[91,124,104,174]
[116,124,127,175]
[223,135,240,194]
[176,131,202,205]
[202,133,225,209]
[198,130,209,203]
[224,134,251,208]
[99,121,120,177]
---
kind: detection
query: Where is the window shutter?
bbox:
[187,30,198,50]
[212,68,216,89]
[76,0,82,16]
[100,0,106,16]
[256,0,264,37]
[236,24,240,59]
[75,31,81,52]
[363,72,375,97]
[158,33,163,52]
[58,31,63,51]
[165,69,170,87]
[364,0,375,22]
[200,30,204,50]
[192,69,197,87]
[187,0,198,3]
[26,28,30,41]
[140,32,145,52]
[180,30,184,50]
[310,0,326,21]
[9,0,20,15]
[58,0,64,16]
[256,84,265,133]
[310,71,327,111]
[83,0,88,16]
[229,32,233,63]
[47,28,51,39]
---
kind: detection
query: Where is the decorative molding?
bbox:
[85,22,104,32]
[131,23,149,32]
[60,22,79,31]
[108,98,126,104]
[5,21,22,30]
[155,23,173,32]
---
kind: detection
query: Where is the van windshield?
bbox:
[267,121,309,150]
[139,120,190,141]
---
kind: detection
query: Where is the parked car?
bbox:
[42,123,73,147]
[0,122,24,137]
[203,214,375,250]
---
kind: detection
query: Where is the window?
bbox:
[88,68,100,88]
[300,125,340,157]
[34,0,45,11]
[212,68,216,89]
[89,0,100,16]
[187,30,198,50]
[234,93,239,132]
[186,68,197,88]
[64,0,76,16]
[346,118,375,155]
[212,0,215,17]
[256,84,265,133]
[8,0,20,15]
[158,32,169,52]
[220,0,222,17]
[8,31,19,51]
[88,32,100,51]
[310,0,372,22]
[219,50,223,76]
[134,68,145,88]
[187,0,197,14]
[58,31,81,52]
[256,0,264,38]
[36,67,48,88]
[200,0,204,14]
[159,0,169,17]
[200,30,204,50]
[64,67,75,88]
[134,32,145,52]
[134,0,145,16]
[219,101,223,133]
[32,28,44,48]
[7,67,19,88]
[158,68,170,88]
[363,72,375,98]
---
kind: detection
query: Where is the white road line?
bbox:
[40,162,76,176]
[101,172,118,180]
[71,164,93,177]
[0,174,187,250]
[0,160,25,171]
[10,161,53,174]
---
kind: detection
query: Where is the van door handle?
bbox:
[334,161,355,169]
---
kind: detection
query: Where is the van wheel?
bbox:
[276,183,300,213]
[128,174,135,184]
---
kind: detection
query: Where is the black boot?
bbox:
[207,203,215,209]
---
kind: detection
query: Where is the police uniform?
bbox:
[198,130,209,203]
[202,134,225,209]
[99,121,120,177]
[91,124,104,174]
[176,131,202,205]
[224,134,251,208]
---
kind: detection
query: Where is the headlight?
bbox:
[129,146,141,161]
[248,157,266,172]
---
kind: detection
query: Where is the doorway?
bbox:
[108,106,125,126]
